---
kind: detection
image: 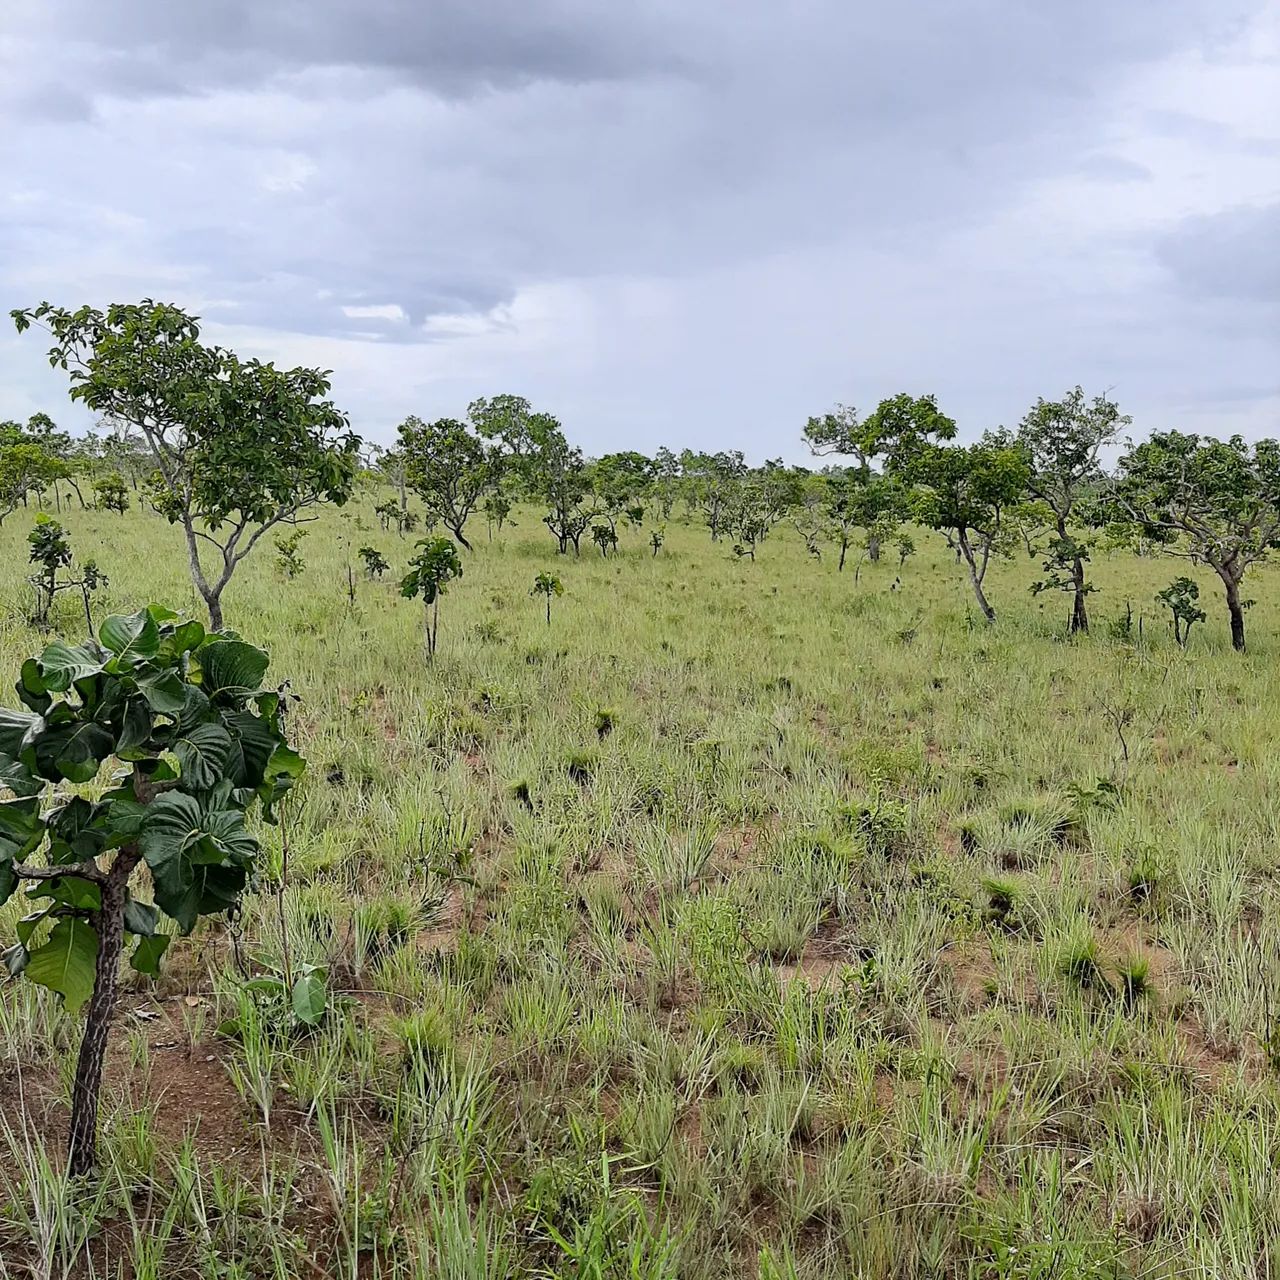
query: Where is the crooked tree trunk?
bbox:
[1070,553,1089,634]
[449,525,473,552]
[68,847,141,1177]
[838,538,848,572]
[1223,574,1247,652]
[957,531,996,623]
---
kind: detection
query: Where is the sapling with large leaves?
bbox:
[12,301,360,630]
[400,537,463,660]
[0,605,305,1176]
[532,571,564,625]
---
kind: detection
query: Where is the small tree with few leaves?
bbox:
[0,606,304,1176]
[27,515,107,632]
[532,571,563,625]
[650,528,664,558]
[273,528,308,580]
[359,546,389,579]
[400,537,463,660]
[1155,577,1206,648]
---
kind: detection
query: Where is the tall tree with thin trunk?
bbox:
[1114,431,1280,651]
[1014,387,1128,634]
[12,301,359,630]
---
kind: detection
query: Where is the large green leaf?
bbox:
[32,719,113,784]
[225,712,281,788]
[38,642,105,693]
[136,668,187,716]
[99,609,160,664]
[17,659,51,713]
[174,722,233,792]
[291,970,327,1027]
[197,641,269,701]
[152,860,247,933]
[0,707,39,758]
[130,933,170,977]
[0,860,16,908]
[114,696,154,760]
[25,917,98,1015]
[0,799,45,864]
[123,897,160,936]
[0,751,41,799]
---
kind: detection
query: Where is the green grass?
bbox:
[2,495,1280,1277]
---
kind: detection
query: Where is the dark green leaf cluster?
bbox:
[0,606,305,999]
[400,537,463,604]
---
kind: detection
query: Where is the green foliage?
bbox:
[0,605,303,1171]
[358,545,389,579]
[1116,431,1280,650]
[12,300,359,628]
[26,514,105,630]
[531,570,564,624]
[0,441,60,526]
[273,528,308,580]
[400,537,463,658]
[93,472,130,515]
[1155,576,1207,648]
[590,523,617,557]
[397,414,502,551]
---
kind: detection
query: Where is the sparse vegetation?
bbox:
[1,376,1279,1277]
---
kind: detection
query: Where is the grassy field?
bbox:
[2,496,1280,1279]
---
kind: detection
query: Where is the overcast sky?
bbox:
[1,1,1276,458]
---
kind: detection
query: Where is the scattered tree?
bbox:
[1155,577,1206,648]
[532,571,564,625]
[397,415,501,552]
[273,528,308,580]
[13,301,360,631]
[1016,387,1128,633]
[93,472,130,515]
[359,546,390,579]
[26,515,107,631]
[400,537,463,660]
[1114,432,1280,651]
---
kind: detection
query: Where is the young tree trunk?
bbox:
[838,538,848,572]
[545,597,552,625]
[867,535,880,563]
[958,532,996,623]
[68,848,140,1177]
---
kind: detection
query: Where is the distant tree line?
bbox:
[8,299,1280,650]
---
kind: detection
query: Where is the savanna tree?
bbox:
[397,414,502,551]
[483,492,512,540]
[93,472,130,515]
[591,451,655,538]
[651,447,683,519]
[537,432,594,555]
[590,522,618,557]
[0,441,60,525]
[13,302,360,630]
[400,536,463,659]
[0,606,304,1175]
[681,450,747,541]
[1015,387,1128,634]
[532,571,564,625]
[1114,432,1280,651]
[891,434,1030,622]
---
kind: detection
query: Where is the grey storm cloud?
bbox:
[0,0,1276,448]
